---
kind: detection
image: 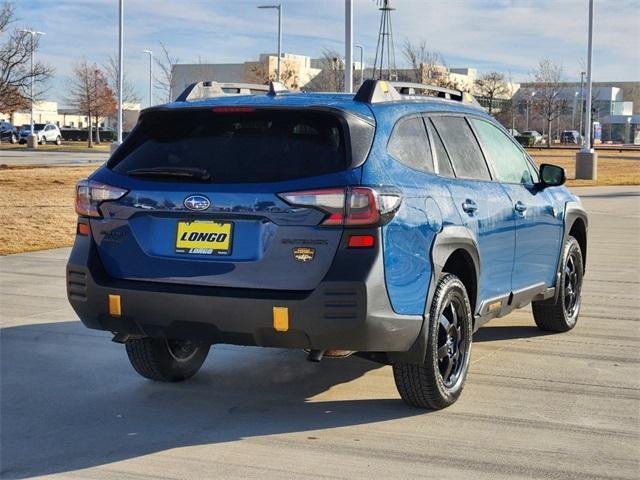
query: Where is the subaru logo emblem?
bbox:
[184,195,210,211]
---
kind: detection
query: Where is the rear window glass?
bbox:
[108,109,348,183]
[430,116,491,181]
[387,116,434,173]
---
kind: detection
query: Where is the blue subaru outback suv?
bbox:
[67,80,587,409]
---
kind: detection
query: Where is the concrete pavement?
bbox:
[0,149,108,167]
[0,186,638,479]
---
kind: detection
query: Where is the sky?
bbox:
[11,0,640,107]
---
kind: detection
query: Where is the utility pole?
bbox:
[576,0,597,179]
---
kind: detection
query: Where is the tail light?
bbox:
[278,186,401,227]
[75,179,128,217]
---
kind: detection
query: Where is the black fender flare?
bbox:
[388,225,480,364]
[552,201,588,301]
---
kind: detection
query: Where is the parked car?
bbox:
[521,130,543,144]
[0,120,18,143]
[18,123,62,145]
[561,130,582,144]
[67,80,587,410]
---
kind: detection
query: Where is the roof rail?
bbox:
[175,81,288,102]
[353,79,481,108]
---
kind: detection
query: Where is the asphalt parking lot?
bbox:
[1,186,638,480]
[0,149,108,167]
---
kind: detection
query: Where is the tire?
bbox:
[532,236,584,332]
[55,135,62,145]
[39,136,45,145]
[125,337,210,382]
[10,133,16,144]
[393,274,473,409]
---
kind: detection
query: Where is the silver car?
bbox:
[19,123,62,145]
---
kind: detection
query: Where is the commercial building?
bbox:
[171,53,322,98]
[1,101,141,132]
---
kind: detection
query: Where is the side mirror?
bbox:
[539,163,566,187]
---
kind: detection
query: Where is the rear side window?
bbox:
[426,119,454,177]
[431,116,491,181]
[109,109,349,183]
[387,116,434,173]
[470,119,534,184]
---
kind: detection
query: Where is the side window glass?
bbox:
[430,116,491,181]
[470,119,534,184]
[426,119,454,177]
[387,116,434,173]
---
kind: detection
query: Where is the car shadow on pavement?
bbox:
[0,321,424,479]
[474,325,552,343]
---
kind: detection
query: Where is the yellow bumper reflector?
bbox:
[109,294,121,317]
[273,306,289,332]
[488,300,502,312]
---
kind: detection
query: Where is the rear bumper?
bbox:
[66,231,423,352]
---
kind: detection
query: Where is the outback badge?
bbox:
[293,247,315,263]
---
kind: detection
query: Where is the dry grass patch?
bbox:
[0,165,97,255]
[528,149,640,186]
[0,142,111,153]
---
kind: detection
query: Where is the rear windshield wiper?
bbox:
[126,167,211,181]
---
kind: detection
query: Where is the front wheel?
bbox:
[55,135,62,145]
[532,236,584,332]
[10,133,17,144]
[125,337,210,382]
[393,274,473,409]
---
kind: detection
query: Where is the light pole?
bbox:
[18,29,45,138]
[142,50,153,107]
[578,71,585,144]
[258,4,282,82]
[526,91,536,131]
[344,0,353,93]
[576,0,597,180]
[355,43,364,87]
[572,91,579,130]
[113,0,124,151]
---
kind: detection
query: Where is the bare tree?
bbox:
[248,57,301,90]
[530,58,567,148]
[304,49,344,92]
[67,61,114,147]
[0,1,53,113]
[401,39,446,83]
[104,54,140,106]
[155,41,179,102]
[474,71,509,115]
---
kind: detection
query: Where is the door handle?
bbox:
[514,201,527,213]
[462,199,478,214]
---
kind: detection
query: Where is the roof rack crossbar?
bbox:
[353,79,481,108]
[175,81,288,102]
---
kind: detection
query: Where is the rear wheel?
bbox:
[10,133,16,144]
[125,337,210,382]
[532,236,583,332]
[393,274,473,409]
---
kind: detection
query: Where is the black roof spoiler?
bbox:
[175,81,288,102]
[354,79,482,108]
